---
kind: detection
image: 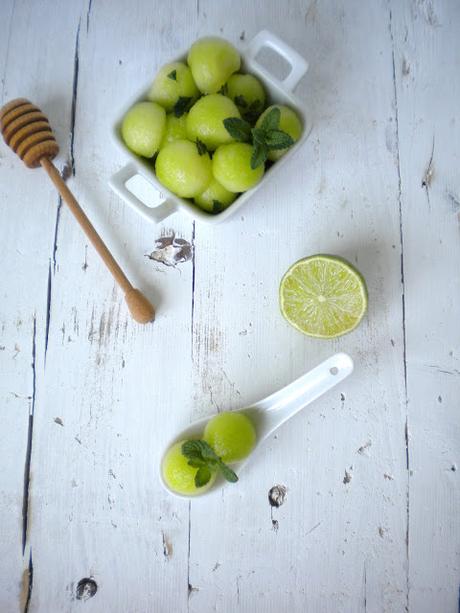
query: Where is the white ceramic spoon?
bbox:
[160,352,353,498]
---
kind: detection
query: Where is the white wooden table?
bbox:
[1,1,459,611]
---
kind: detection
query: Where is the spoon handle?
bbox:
[254,353,353,435]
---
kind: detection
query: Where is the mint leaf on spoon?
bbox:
[218,462,238,483]
[181,439,239,488]
[195,466,212,487]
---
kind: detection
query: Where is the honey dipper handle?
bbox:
[40,157,154,323]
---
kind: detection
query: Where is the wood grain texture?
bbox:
[391,1,460,611]
[0,1,82,610]
[0,0,458,612]
[190,2,408,612]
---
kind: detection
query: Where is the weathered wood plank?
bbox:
[1,0,459,611]
[0,1,83,611]
[189,1,408,611]
[25,1,198,611]
[391,1,460,611]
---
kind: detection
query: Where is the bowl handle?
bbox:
[109,163,176,224]
[245,30,308,93]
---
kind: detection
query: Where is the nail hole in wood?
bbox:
[268,485,287,507]
[76,578,97,601]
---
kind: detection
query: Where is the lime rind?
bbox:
[279,255,368,339]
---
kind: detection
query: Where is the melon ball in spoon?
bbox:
[204,412,256,463]
[121,101,166,157]
[155,139,212,198]
[148,62,199,112]
[187,37,240,94]
[162,441,217,496]
[186,94,241,151]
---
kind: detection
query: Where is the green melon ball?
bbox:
[147,62,199,112]
[186,94,241,151]
[162,441,217,496]
[204,412,256,463]
[256,104,302,161]
[121,101,166,157]
[194,177,237,213]
[155,139,212,198]
[187,37,241,94]
[226,73,266,122]
[160,113,188,147]
[212,143,264,192]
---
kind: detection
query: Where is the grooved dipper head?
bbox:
[0,99,59,168]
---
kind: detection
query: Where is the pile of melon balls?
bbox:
[121,36,303,215]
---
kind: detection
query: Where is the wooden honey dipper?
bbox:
[0,98,155,324]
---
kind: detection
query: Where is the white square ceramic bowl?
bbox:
[109,30,312,225]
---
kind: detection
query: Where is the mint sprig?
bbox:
[223,117,252,142]
[260,106,280,132]
[223,106,295,169]
[195,466,212,487]
[264,129,294,150]
[181,440,238,488]
[251,141,268,170]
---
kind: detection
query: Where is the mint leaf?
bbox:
[196,139,208,156]
[264,129,294,150]
[250,140,268,169]
[182,440,219,462]
[212,200,225,214]
[182,439,238,488]
[260,107,280,132]
[187,458,207,468]
[182,440,207,462]
[167,70,177,81]
[218,461,238,483]
[195,466,212,488]
[234,94,248,108]
[198,441,220,462]
[251,127,266,145]
[223,117,252,142]
[173,96,192,117]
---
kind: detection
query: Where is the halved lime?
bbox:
[279,255,368,338]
